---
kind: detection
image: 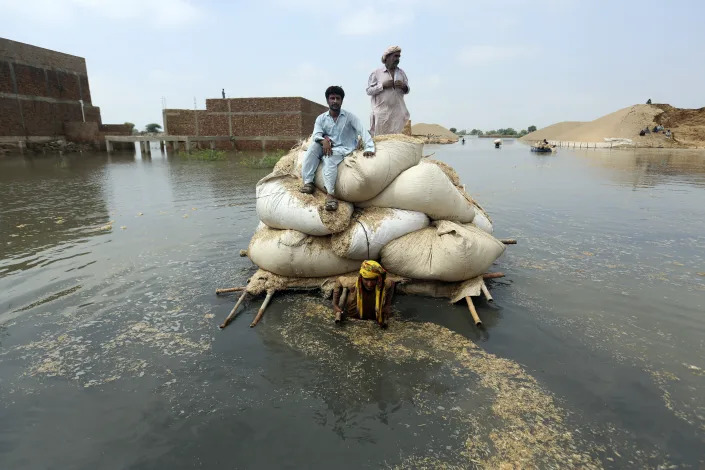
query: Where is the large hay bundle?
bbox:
[381,221,506,282]
[256,175,353,235]
[331,207,429,260]
[358,161,476,223]
[248,224,360,278]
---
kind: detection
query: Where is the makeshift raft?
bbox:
[216,240,515,330]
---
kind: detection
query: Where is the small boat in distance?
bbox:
[531,140,555,153]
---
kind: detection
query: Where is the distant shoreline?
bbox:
[478,135,519,139]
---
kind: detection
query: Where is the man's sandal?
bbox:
[324,199,338,211]
[300,183,315,194]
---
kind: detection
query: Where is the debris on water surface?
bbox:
[275,299,603,468]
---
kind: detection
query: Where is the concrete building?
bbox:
[163,97,328,150]
[0,37,130,149]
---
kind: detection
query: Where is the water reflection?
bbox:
[573,147,705,188]
[0,155,110,276]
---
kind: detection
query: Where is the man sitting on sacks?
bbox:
[332,260,395,328]
[300,85,375,211]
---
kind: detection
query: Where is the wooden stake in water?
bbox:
[215,286,245,295]
[220,290,248,329]
[465,296,483,327]
[250,290,274,328]
[480,281,493,303]
[482,272,505,280]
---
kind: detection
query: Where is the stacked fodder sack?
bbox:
[249,134,505,283]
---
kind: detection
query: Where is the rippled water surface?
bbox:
[1,140,704,468]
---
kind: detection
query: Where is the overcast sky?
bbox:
[2,0,704,132]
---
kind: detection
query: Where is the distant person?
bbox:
[366,46,410,136]
[665,129,672,138]
[639,129,646,136]
[222,89,225,99]
[300,86,375,212]
[462,137,466,144]
[332,260,395,328]
[646,98,652,104]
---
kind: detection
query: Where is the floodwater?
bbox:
[1,139,704,468]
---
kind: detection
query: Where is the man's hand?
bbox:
[322,137,332,156]
[382,80,394,89]
[394,80,407,92]
[363,151,375,158]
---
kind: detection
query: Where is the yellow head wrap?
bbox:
[357,260,387,325]
[359,260,385,279]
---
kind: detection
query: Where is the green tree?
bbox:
[145,123,162,133]
[528,125,537,133]
[458,129,467,135]
[124,122,138,135]
[449,127,457,134]
[519,129,528,137]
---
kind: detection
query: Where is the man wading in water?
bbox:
[332,260,395,328]
[300,86,375,211]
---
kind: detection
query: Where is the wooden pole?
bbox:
[336,287,348,323]
[250,290,274,328]
[480,281,493,302]
[482,272,505,279]
[465,296,483,327]
[220,290,248,329]
[215,286,245,295]
[499,239,517,245]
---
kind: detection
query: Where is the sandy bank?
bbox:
[521,104,705,149]
[411,123,459,144]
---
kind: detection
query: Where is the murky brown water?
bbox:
[1,140,704,468]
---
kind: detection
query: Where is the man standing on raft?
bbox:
[366,45,410,136]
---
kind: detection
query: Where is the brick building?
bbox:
[0,37,130,148]
[163,97,328,150]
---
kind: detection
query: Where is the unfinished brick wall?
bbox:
[0,97,24,135]
[0,38,101,138]
[164,97,327,150]
[65,121,99,142]
[0,39,87,72]
[99,124,132,135]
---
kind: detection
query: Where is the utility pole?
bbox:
[161,96,168,135]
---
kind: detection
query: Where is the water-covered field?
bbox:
[1,140,704,468]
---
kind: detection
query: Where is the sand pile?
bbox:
[411,123,459,144]
[522,104,705,148]
[654,104,705,148]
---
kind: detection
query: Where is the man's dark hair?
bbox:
[325,86,345,100]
